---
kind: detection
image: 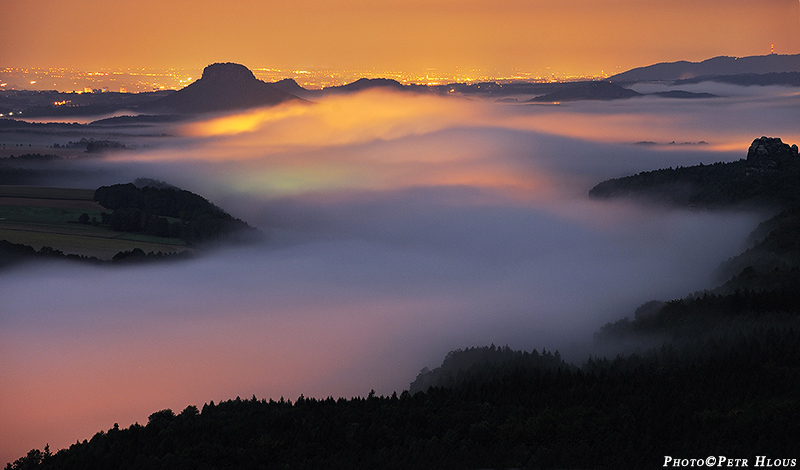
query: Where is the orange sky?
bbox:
[2,0,799,76]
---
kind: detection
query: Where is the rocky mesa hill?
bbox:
[147,62,303,114]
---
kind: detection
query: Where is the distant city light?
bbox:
[0,66,609,93]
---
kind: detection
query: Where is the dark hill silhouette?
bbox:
[269,77,414,99]
[147,63,303,114]
[610,53,800,82]
[338,78,406,92]
[529,81,640,102]
[270,78,312,98]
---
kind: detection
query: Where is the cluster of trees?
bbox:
[0,240,102,268]
[110,248,192,264]
[97,208,178,238]
[59,138,126,153]
[93,183,258,245]
[7,326,798,470]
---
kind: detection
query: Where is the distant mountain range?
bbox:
[271,77,424,100]
[4,54,800,119]
[610,53,800,82]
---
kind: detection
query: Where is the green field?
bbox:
[0,205,106,225]
[0,185,189,260]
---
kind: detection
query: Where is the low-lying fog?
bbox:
[2,85,799,463]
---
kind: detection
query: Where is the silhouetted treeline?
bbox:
[94,183,259,244]
[0,240,103,268]
[8,327,798,470]
[60,138,126,153]
[110,247,193,264]
[0,240,193,268]
[0,239,190,268]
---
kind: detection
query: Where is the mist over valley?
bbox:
[2,65,800,466]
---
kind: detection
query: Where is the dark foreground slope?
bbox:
[8,330,798,470]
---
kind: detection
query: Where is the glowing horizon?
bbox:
[3,0,799,78]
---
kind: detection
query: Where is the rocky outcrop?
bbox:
[199,62,257,83]
[746,136,799,175]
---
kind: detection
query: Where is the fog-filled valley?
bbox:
[2,84,800,463]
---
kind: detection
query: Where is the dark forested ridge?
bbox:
[93,182,260,245]
[589,137,800,208]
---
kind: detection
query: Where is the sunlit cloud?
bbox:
[105,87,800,209]
[124,91,556,199]
[183,90,489,146]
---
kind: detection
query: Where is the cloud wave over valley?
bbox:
[2,87,796,461]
